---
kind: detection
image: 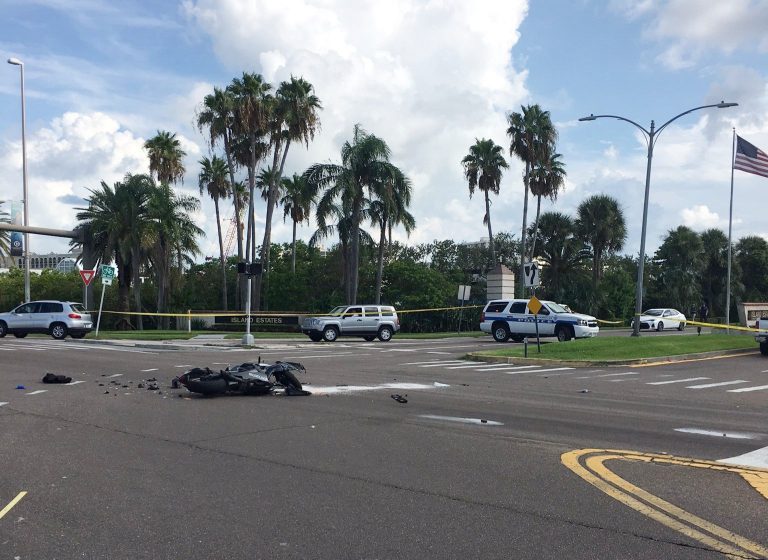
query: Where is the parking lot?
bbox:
[1,336,767,559]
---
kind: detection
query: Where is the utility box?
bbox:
[486,264,515,301]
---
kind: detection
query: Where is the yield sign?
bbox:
[79,269,96,286]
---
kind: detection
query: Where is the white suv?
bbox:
[301,305,400,342]
[480,299,599,342]
[0,300,93,340]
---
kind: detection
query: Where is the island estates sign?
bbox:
[215,314,299,326]
[737,303,768,327]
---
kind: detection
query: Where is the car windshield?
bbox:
[643,309,664,316]
[546,302,568,313]
[327,306,347,317]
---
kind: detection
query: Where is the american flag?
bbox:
[734,135,768,179]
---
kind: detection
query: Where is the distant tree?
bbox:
[699,228,730,317]
[651,226,703,313]
[735,235,768,302]
[280,173,317,274]
[530,211,589,302]
[575,194,627,292]
[461,138,508,264]
[527,152,566,260]
[144,130,187,185]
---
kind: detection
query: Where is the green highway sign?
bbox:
[100,264,115,285]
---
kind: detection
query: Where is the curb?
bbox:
[466,347,759,367]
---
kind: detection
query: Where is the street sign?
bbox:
[457,285,471,301]
[528,295,543,315]
[79,270,95,286]
[100,264,115,286]
[523,262,540,288]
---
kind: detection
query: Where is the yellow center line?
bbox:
[562,449,768,558]
[0,491,27,520]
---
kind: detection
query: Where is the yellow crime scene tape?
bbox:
[91,305,485,318]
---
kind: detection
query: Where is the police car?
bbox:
[480,299,599,342]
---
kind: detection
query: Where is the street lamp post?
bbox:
[579,102,738,336]
[8,57,30,303]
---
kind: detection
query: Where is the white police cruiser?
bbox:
[480,299,599,342]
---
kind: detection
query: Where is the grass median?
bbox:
[479,333,758,362]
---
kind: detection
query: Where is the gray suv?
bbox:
[0,300,93,340]
[301,305,400,342]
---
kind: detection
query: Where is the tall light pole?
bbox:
[579,101,738,336]
[8,57,30,303]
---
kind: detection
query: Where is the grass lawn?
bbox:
[478,333,758,361]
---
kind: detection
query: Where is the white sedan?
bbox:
[631,308,687,331]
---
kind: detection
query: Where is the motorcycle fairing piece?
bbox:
[177,361,309,396]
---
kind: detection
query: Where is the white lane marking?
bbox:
[0,402,8,407]
[141,368,159,372]
[26,390,48,395]
[718,445,768,468]
[445,363,497,369]
[174,365,193,368]
[727,384,768,393]
[426,351,451,354]
[419,362,476,368]
[65,380,86,386]
[475,365,540,372]
[105,374,123,378]
[381,345,478,353]
[594,372,640,378]
[646,377,709,385]
[283,353,358,359]
[686,380,749,389]
[400,360,466,366]
[533,367,575,374]
[304,382,450,395]
[675,428,758,440]
[762,370,768,373]
[419,415,503,426]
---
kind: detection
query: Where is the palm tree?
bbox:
[507,104,557,296]
[461,138,508,264]
[369,167,415,304]
[197,87,243,261]
[199,155,231,309]
[227,73,272,269]
[280,173,317,274]
[0,201,9,257]
[144,131,187,185]
[528,152,566,260]
[256,76,322,309]
[147,181,203,328]
[305,124,398,303]
[529,211,590,301]
[575,194,627,291]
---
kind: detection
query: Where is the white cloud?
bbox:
[184,0,530,247]
[680,204,720,228]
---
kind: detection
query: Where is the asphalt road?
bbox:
[1,334,767,559]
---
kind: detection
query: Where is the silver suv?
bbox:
[301,305,400,342]
[0,300,93,340]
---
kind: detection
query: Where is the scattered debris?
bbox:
[43,373,72,384]
[15,385,25,390]
[580,389,590,393]
[137,383,145,389]
[103,390,109,394]
[480,419,488,423]
[390,394,408,404]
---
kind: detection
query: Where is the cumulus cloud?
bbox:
[680,204,721,228]
[184,0,530,246]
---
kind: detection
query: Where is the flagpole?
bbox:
[726,128,736,332]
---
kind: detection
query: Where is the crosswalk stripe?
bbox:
[418,362,475,368]
[593,372,639,378]
[727,384,768,393]
[475,365,540,372]
[686,380,748,389]
[647,377,710,385]
[26,390,47,395]
[533,367,575,374]
[445,363,498,369]
[400,360,466,366]
[0,402,8,407]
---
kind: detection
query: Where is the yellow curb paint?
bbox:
[562,449,768,558]
[0,491,27,520]
[628,352,758,368]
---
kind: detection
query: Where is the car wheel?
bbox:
[13,332,28,338]
[761,342,768,356]
[556,325,573,342]
[656,322,664,332]
[308,333,322,342]
[363,335,376,342]
[322,326,339,342]
[378,326,393,342]
[492,323,510,343]
[71,332,86,339]
[0,321,7,338]
[50,323,68,340]
[677,322,685,331]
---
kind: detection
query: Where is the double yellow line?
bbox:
[562,449,768,558]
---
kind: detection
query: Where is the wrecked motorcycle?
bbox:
[176,360,309,396]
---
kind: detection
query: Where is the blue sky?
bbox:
[1,0,767,261]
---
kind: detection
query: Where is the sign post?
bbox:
[95,265,115,337]
[528,295,543,353]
